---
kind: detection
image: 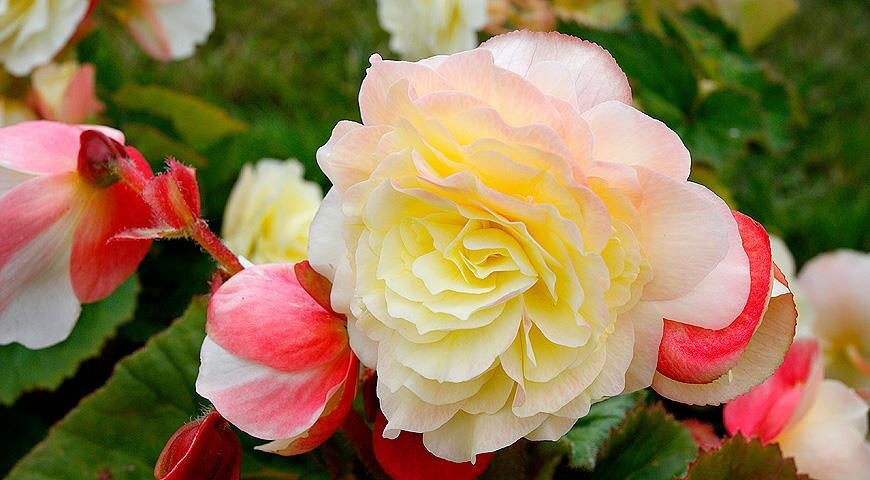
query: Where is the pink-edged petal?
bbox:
[206,263,349,372]
[256,355,360,455]
[651,271,797,405]
[0,121,93,174]
[70,158,153,302]
[634,168,730,301]
[196,336,353,441]
[779,380,870,480]
[656,212,767,383]
[582,100,690,181]
[723,339,822,442]
[480,30,631,113]
[0,174,82,348]
[359,54,453,126]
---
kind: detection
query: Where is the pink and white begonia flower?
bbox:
[798,250,870,392]
[30,61,104,124]
[123,0,215,61]
[724,339,870,480]
[196,262,359,455]
[0,121,153,348]
[307,30,797,461]
[0,0,91,76]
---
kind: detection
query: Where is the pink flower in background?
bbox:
[0,122,153,348]
[196,262,359,455]
[123,0,215,61]
[308,30,797,461]
[798,250,870,393]
[724,339,870,480]
[30,61,105,124]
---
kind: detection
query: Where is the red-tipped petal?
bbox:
[154,410,241,480]
[295,260,337,314]
[71,148,153,303]
[373,412,494,480]
[656,212,772,383]
[206,263,348,372]
[258,354,360,455]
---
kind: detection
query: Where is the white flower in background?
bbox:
[768,235,816,335]
[123,0,215,61]
[376,0,489,60]
[222,159,322,264]
[798,250,870,393]
[0,0,90,76]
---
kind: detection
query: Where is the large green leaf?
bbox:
[7,299,313,480]
[683,435,812,480]
[589,404,698,480]
[113,85,247,150]
[0,276,140,406]
[562,392,645,470]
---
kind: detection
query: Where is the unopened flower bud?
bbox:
[77,129,125,188]
[155,410,242,480]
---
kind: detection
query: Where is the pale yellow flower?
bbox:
[376,0,489,60]
[222,159,322,264]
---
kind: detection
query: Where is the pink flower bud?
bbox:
[196,262,359,455]
[143,159,202,230]
[155,410,242,480]
[77,129,126,187]
[30,62,104,124]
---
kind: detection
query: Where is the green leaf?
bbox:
[113,85,247,150]
[123,122,209,168]
[589,404,698,480]
[683,435,812,480]
[684,88,763,169]
[7,299,313,480]
[562,392,645,470]
[0,276,140,406]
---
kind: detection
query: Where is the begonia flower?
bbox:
[0,0,90,76]
[30,61,104,124]
[376,0,489,60]
[196,262,359,455]
[222,159,322,264]
[122,0,215,61]
[0,122,152,348]
[307,30,797,461]
[724,339,870,480]
[798,250,870,392]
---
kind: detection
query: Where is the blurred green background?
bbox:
[1,0,867,476]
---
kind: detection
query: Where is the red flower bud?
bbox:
[373,412,493,480]
[77,129,125,187]
[143,159,202,230]
[155,410,242,480]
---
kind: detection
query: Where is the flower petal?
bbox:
[206,263,349,372]
[70,149,153,302]
[656,211,767,383]
[0,121,122,175]
[196,336,353,441]
[480,30,631,113]
[582,100,690,181]
[651,280,797,405]
[0,174,81,348]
